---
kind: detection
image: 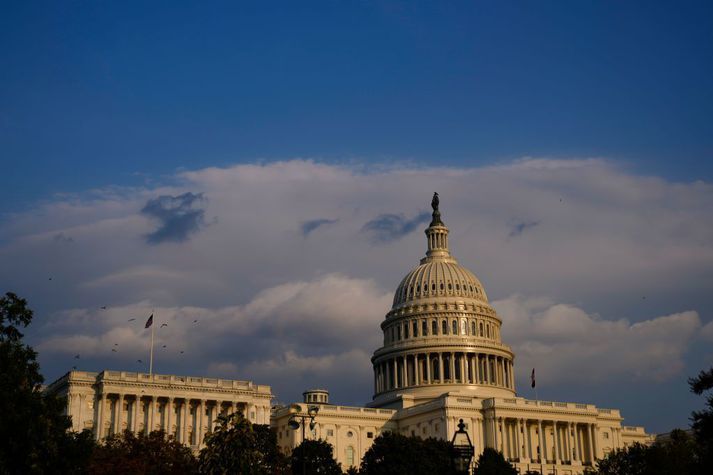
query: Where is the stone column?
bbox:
[447,352,454,382]
[459,354,465,383]
[485,356,491,384]
[414,354,420,385]
[392,359,398,389]
[439,353,444,383]
[493,417,499,451]
[538,420,545,463]
[514,419,521,460]
[591,424,598,461]
[117,394,124,434]
[474,354,480,383]
[96,393,106,440]
[181,400,189,444]
[426,354,431,383]
[199,400,206,446]
[553,421,560,464]
[166,398,174,439]
[403,355,408,387]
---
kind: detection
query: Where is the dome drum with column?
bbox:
[371,195,515,406]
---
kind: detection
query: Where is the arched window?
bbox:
[455,283,460,290]
[404,323,409,339]
[479,322,484,336]
[448,282,452,291]
[452,320,458,335]
[442,320,448,335]
[432,320,438,335]
[397,326,402,340]
[487,325,490,338]
[432,358,439,380]
[422,320,428,336]
[346,446,355,467]
[460,318,467,335]
[440,282,444,290]
[432,283,436,291]
[413,321,418,337]
[471,321,476,335]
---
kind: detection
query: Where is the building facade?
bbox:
[273,195,653,474]
[46,369,273,449]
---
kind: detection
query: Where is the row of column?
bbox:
[374,352,514,393]
[94,393,260,447]
[491,417,599,465]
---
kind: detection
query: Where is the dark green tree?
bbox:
[689,367,713,473]
[198,412,287,474]
[594,430,698,475]
[290,439,342,475]
[472,448,517,475]
[359,432,459,475]
[88,430,197,474]
[0,291,95,474]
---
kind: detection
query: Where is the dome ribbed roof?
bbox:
[392,260,488,307]
[391,193,488,308]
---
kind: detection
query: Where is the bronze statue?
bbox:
[430,192,443,226]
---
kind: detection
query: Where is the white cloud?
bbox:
[495,294,701,385]
[2,158,712,408]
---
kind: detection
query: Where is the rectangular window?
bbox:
[367,432,374,438]
[327,429,334,436]
[397,326,402,340]
[413,321,418,337]
[422,320,428,336]
[404,324,409,339]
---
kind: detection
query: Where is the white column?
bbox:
[474,354,480,383]
[538,420,545,463]
[166,398,174,439]
[96,393,106,440]
[426,354,431,383]
[117,394,124,434]
[439,353,444,383]
[182,400,189,444]
[485,356,491,384]
[403,355,408,387]
[515,419,521,460]
[591,424,598,461]
[393,359,398,389]
[199,400,206,446]
[553,421,560,464]
[414,354,420,385]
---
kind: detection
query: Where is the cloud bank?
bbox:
[1,158,712,431]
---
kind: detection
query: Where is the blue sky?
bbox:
[2,1,712,212]
[1,1,713,435]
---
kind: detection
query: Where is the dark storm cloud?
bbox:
[362,211,430,243]
[141,192,206,244]
[301,218,338,236]
[509,220,540,237]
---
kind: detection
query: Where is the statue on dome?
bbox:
[430,192,444,226]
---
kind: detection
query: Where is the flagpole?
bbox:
[149,311,155,376]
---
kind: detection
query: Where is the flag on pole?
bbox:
[145,313,154,329]
[531,368,536,388]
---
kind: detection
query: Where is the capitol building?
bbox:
[48,194,652,474]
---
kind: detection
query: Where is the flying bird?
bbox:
[74,354,80,359]
[100,306,107,310]
[162,345,167,348]
[128,318,136,322]
[137,359,142,363]
[160,323,168,328]
[111,349,117,352]
[48,277,52,281]
[180,351,184,354]
[193,320,198,324]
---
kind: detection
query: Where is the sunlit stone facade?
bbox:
[273,196,653,473]
[46,370,273,450]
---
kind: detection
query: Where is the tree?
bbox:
[198,412,287,474]
[359,432,459,475]
[88,430,197,474]
[0,291,95,474]
[594,430,698,475]
[689,367,713,473]
[290,439,341,475]
[472,448,517,475]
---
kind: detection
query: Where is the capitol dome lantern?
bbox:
[370,193,516,407]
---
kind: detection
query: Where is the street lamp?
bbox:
[288,405,320,475]
[287,404,320,442]
[451,419,474,475]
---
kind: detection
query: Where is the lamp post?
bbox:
[287,405,320,475]
[451,419,474,475]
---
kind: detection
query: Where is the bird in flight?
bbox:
[162,345,167,348]
[100,306,107,310]
[160,323,168,328]
[48,277,52,281]
[111,349,117,352]
[74,354,80,359]
[193,319,198,324]
[128,318,136,322]
[137,359,142,363]
[180,351,184,354]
